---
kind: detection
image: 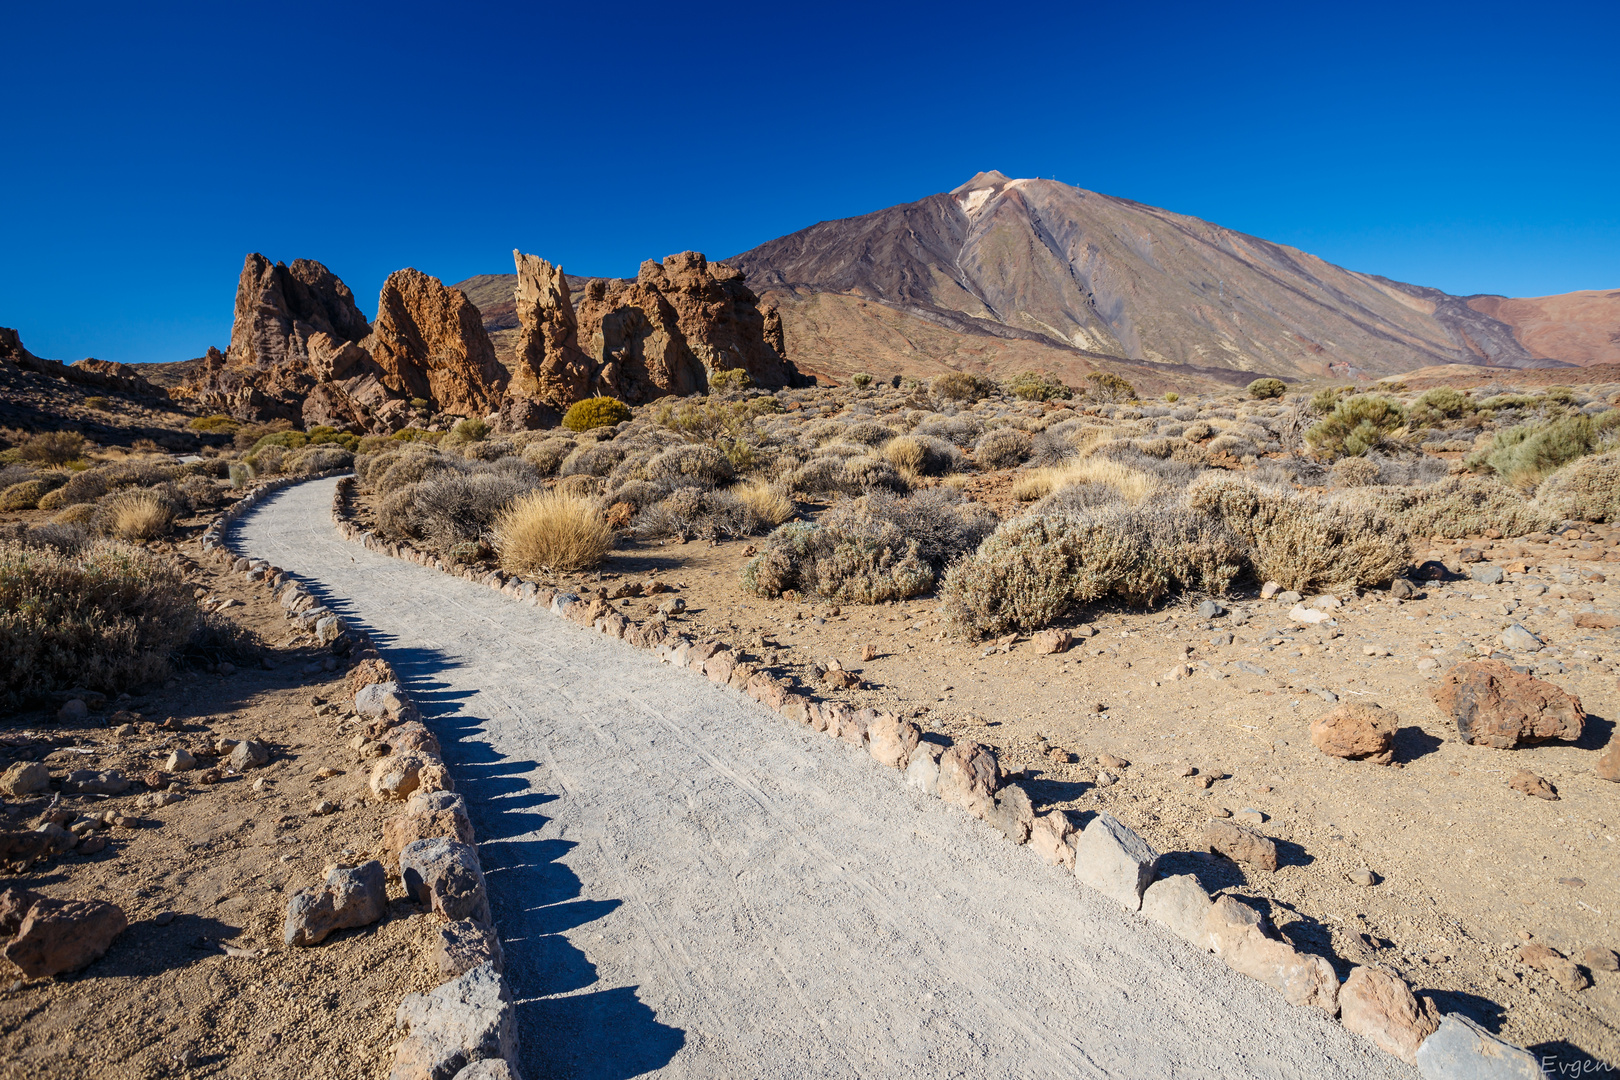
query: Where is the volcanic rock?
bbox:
[1338,965,1439,1064]
[0,887,127,978]
[1309,702,1397,764]
[1431,659,1584,748]
[368,268,503,416]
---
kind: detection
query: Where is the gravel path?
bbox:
[234,477,1413,1080]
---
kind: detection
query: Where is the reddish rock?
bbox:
[938,742,1000,817]
[0,887,127,978]
[1518,942,1590,991]
[1339,965,1439,1064]
[1203,819,1279,871]
[1597,743,1620,783]
[348,658,399,696]
[1508,770,1559,800]
[1204,896,1337,1012]
[866,713,921,770]
[1028,812,1075,868]
[1310,702,1397,764]
[1032,629,1072,655]
[383,791,477,870]
[368,268,503,417]
[1573,613,1620,630]
[1430,659,1584,748]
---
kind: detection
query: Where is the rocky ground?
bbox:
[341,497,1620,1069]
[0,532,446,1079]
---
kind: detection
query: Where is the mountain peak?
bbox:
[950,170,1013,195]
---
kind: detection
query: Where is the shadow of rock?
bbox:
[1393,725,1443,763]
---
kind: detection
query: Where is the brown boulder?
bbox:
[382,791,477,870]
[368,268,503,416]
[1339,965,1439,1064]
[938,742,1000,817]
[508,251,594,411]
[866,713,921,769]
[1310,702,1397,764]
[1518,942,1590,991]
[226,254,370,370]
[1203,896,1337,1012]
[1203,819,1279,871]
[1598,743,1620,783]
[0,887,127,978]
[1430,659,1584,748]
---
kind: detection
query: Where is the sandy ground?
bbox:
[239,476,1417,1080]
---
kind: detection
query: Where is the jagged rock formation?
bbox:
[489,250,799,424]
[226,255,371,369]
[368,268,504,418]
[186,256,500,430]
[1,328,168,399]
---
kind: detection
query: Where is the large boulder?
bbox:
[1074,813,1159,910]
[1431,659,1584,748]
[1203,896,1338,1013]
[368,268,504,417]
[1310,702,1397,764]
[1414,1013,1544,1079]
[0,887,127,978]
[284,861,388,947]
[390,963,515,1080]
[399,838,492,925]
[1338,965,1438,1065]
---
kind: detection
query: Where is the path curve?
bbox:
[235,477,1412,1080]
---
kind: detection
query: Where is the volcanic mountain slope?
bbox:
[728,171,1578,384]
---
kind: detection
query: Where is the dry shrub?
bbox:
[1011,457,1157,503]
[1466,414,1595,488]
[494,491,612,573]
[556,473,604,499]
[94,486,184,540]
[912,415,982,448]
[843,455,909,493]
[1,538,196,705]
[1,476,63,511]
[1534,451,1620,523]
[882,435,962,477]
[734,479,793,528]
[372,448,449,495]
[1345,476,1556,538]
[975,428,1033,469]
[559,442,627,478]
[522,438,576,477]
[644,444,735,489]
[1330,457,1380,488]
[285,445,354,475]
[50,503,96,527]
[376,483,422,540]
[1186,474,1409,592]
[410,473,532,549]
[16,431,86,465]
[942,503,1244,637]
[931,371,996,402]
[784,457,857,496]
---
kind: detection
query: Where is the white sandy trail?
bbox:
[234,477,1411,1080]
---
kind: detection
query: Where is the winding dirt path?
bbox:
[233,477,1412,1080]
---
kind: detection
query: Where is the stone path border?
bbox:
[324,475,1549,1078]
[202,475,522,1080]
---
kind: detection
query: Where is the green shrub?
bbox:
[1309,387,1343,413]
[1186,474,1410,591]
[188,415,239,433]
[0,473,67,511]
[15,431,86,466]
[440,417,491,448]
[931,371,997,402]
[410,397,432,410]
[1536,451,1620,522]
[1410,387,1474,422]
[942,502,1244,637]
[563,397,632,432]
[1304,395,1407,459]
[1247,378,1288,400]
[1465,414,1594,487]
[1005,371,1072,402]
[0,538,196,706]
[84,397,112,412]
[709,367,754,393]
[1544,385,1576,405]
[1083,372,1138,403]
[851,373,874,389]
[1164,392,1180,403]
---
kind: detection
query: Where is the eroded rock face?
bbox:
[1431,659,1585,748]
[227,254,371,370]
[502,249,799,421]
[368,268,503,417]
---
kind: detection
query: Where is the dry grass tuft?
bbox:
[98,487,180,540]
[733,479,793,528]
[494,491,613,574]
[1011,457,1157,503]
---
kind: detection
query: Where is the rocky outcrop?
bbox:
[186,256,499,429]
[226,254,370,369]
[499,249,799,424]
[0,327,167,400]
[368,268,503,418]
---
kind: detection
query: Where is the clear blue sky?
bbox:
[3,1,1616,365]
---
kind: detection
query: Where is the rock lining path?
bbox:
[235,477,1411,1079]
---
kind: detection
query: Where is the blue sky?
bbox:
[2,1,1616,365]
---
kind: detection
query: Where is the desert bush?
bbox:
[177,611,263,669]
[1466,414,1594,487]
[1012,456,1157,503]
[376,483,422,540]
[285,445,354,475]
[1247,378,1287,400]
[1408,387,1475,427]
[783,457,856,496]
[373,448,450,495]
[856,488,996,570]
[1304,395,1407,459]
[742,518,934,604]
[1536,451,1620,523]
[439,417,491,450]
[248,444,289,475]
[851,373,874,389]
[1,472,68,511]
[1083,372,1138,403]
[1005,371,1072,401]
[563,396,632,432]
[709,367,754,393]
[931,372,997,402]
[975,428,1032,469]
[1186,474,1410,591]
[13,431,86,466]
[410,473,532,549]
[644,444,736,490]
[1164,392,1180,403]
[942,502,1244,637]
[1345,476,1556,538]
[843,421,897,447]
[522,438,576,476]
[494,491,612,573]
[560,442,629,478]
[176,474,224,509]
[555,473,603,499]
[1330,457,1380,488]
[1027,430,1078,467]
[93,485,187,540]
[843,455,909,493]
[734,479,794,529]
[0,538,196,705]
[912,414,982,448]
[1181,421,1214,442]
[188,415,238,433]
[50,503,97,527]
[228,462,254,488]
[461,438,515,462]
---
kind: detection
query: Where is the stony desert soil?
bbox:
[426,512,1620,1069]
[0,538,444,1080]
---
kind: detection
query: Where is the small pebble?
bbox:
[1349,869,1376,887]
